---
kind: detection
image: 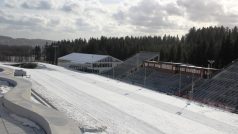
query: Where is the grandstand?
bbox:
[101,51,238,113]
[109,51,238,112]
[124,67,201,95]
[102,51,210,96]
[102,52,159,79]
[103,51,238,111]
[194,60,238,112]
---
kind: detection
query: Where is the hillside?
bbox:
[0,35,53,46]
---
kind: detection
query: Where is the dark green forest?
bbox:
[42,26,238,69]
[1,26,237,69]
[0,45,33,61]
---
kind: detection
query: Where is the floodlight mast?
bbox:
[53,45,58,65]
[179,66,181,96]
[190,73,194,100]
[113,62,115,79]
[144,63,146,87]
[92,55,94,73]
[208,60,215,68]
[208,60,215,78]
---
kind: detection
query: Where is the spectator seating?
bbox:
[194,60,238,111]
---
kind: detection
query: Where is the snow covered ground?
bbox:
[0,80,11,97]
[1,63,238,134]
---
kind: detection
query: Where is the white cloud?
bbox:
[21,0,52,10]
[61,2,79,12]
[0,0,237,40]
[114,0,182,34]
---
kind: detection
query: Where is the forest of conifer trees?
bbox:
[42,26,238,68]
[1,26,238,69]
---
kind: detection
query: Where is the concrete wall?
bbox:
[0,75,81,134]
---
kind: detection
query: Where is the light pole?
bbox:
[92,55,94,73]
[179,66,181,96]
[144,64,146,87]
[113,63,115,79]
[208,60,215,78]
[136,53,139,68]
[190,73,194,100]
[208,60,215,68]
[53,46,58,65]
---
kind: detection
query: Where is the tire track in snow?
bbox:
[33,69,225,133]
[29,69,164,134]
[77,72,238,134]
[50,68,238,134]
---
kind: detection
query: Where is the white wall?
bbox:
[58,56,123,73]
[58,59,71,68]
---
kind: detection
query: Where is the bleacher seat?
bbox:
[194,60,238,111]
[102,52,159,79]
[124,67,199,95]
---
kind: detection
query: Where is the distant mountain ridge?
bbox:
[0,35,53,46]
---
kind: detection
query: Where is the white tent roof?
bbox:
[58,53,109,64]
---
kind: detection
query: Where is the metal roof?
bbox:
[58,53,109,64]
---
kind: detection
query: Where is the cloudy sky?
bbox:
[0,0,237,40]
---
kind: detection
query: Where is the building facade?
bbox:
[58,53,123,73]
[144,60,219,78]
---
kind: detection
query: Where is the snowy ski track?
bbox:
[3,63,238,134]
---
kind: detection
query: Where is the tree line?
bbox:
[0,45,33,62]
[1,26,238,68]
[43,26,238,68]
